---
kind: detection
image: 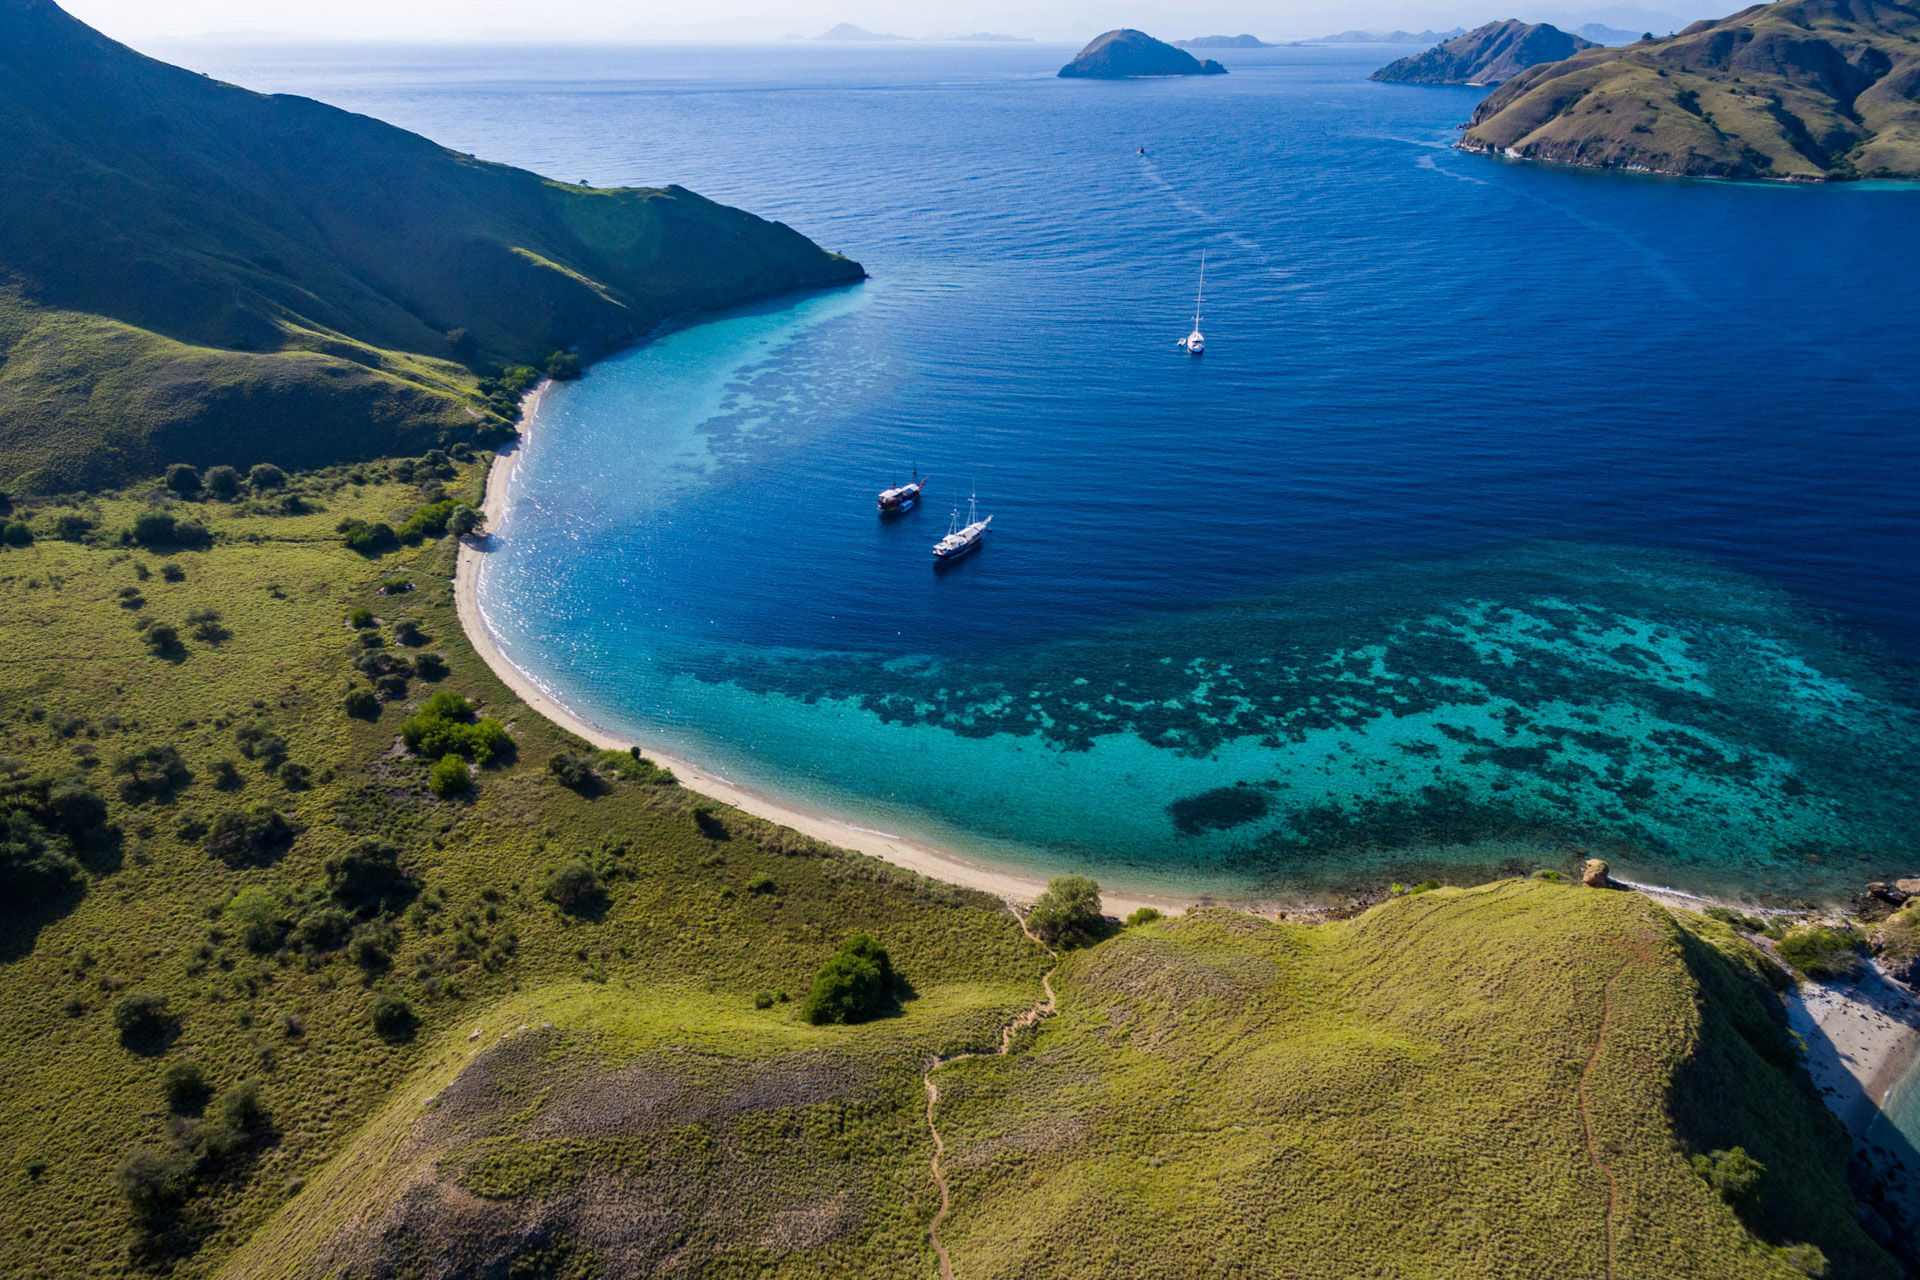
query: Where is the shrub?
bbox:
[800,935,897,1026]
[693,806,728,839]
[1705,905,1767,933]
[402,692,512,765]
[160,561,185,582]
[113,992,177,1044]
[235,723,287,764]
[295,905,352,951]
[1691,1145,1765,1218]
[325,839,414,914]
[2,520,32,547]
[187,608,229,643]
[211,1079,269,1134]
[753,990,776,1010]
[368,992,415,1040]
[347,608,374,629]
[203,466,242,500]
[0,808,81,903]
[247,464,286,491]
[117,1144,193,1219]
[374,673,409,701]
[413,652,449,682]
[142,622,180,653]
[1027,876,1104,946]
[113,743,191,801]
[599,747,674,784]
[277,761,311,790]
[51,513,91,541]
[746,872,775,895]
[378,577,413,594]
[1774,1243,1829,1277]
[1125,906,1162,927]
[348,920,397,971]
[447,505,482,539]
[548,752,597,793]
[206,805,294,866]
[130,511,209,547]
[339,519,398,555]
[159,1061,212,1115]
[163,463,201,496]
[45,782,108,837]
[392,619,425,646]
[397,499,475,543]
[428,754,471,797]
[226,886,290,953]
[1777,925,1865,980]
[343,688,379,719]
[542,860,602,913]
[209,759,242,790]
[545,351,582,380]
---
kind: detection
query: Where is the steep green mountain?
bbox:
[1373,19,1597,85]
[1058,30,1228,78]
[0,0,863,491]
[1462,0,1920,179]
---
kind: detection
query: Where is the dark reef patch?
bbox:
[1168,784,1273,836]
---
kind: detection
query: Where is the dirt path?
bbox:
[922,908,1059,1280]
[1577,963,1630,1280]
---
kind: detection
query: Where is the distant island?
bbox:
[815,22,906,41]
[1059,29,1228,79]
[1294,27,1466,44]
[0,0,862,492]
[1175,34,1273,49]
[1372,20,1594,86]
[1575,21,1643,44]
[1462,0,1920,179]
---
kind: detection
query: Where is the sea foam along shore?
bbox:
[451,385,1191,923]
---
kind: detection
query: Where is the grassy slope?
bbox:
[932,882,1893,1279]
[1372,21,1596,86]
[0,467,1042,1279]
[1462,0,1920,179]
[0,0,864,491]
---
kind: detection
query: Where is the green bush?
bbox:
[235,722,287,764]
[746,872,776,895]
[247,464,285,490]
[163,464,200,496]
[44,782,108,836]
[1125,906,1162,927]
[428,753,472,797]
[142,621,180,652]
[226,886,290,953]
[542,860,602,913]
[596,747,674,784]
[1705,905,1767,933]
[205,805,294,866]
[295,905,352,951]
[1027,876,1104,946]
[324,839,414,914]
[158,1061,212,1115]
[545,351,582,380]
[113,743,191,801]
[1691,1145,1766,1218]
[343,687,379,719]
[800,934,897,1026]
[348,920,397,971]
[402,691,513,765]
[203,466,242,500]
[447,505,482,539]
[547,752,597,793]
[368,992,415,1041]
[338,519,398,556]
[753,990,776,1010]
[0,807,81,903]
[396,499,476,543]
[347,608,374,629]
[2,520,32,547]
[130,511,210,548]
[392,619,425,646]
[1777,925,1865,980]
[113,991,176,1043]
[116,1144,193,1219]
[51,513,91,541]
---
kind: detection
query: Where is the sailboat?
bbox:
[877,468,928,515]
[933,493,992,564]
[1179,252,1206,356]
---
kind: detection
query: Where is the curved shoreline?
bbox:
[452,397,1194,921]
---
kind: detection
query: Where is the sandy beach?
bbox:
[452,395,1194,922]
[1787,958,1920,1138]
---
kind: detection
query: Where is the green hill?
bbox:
[0,0,863,492]
[1461,0,1920,179]
[1372,20,1596,86]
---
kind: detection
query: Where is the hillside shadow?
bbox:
[0,879,87,963]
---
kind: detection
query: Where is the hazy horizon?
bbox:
[66,0,1713,46]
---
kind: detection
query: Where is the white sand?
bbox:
[1786,958,1920,1140]
[452,400,1193,921]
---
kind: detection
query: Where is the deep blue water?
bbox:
[169,40,1920,903]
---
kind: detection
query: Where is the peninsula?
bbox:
[1176,34,1273,48]
[1372,19,1596,85]
[0,0,863,493]
[1059,29,1228,78]
[1462,0,1920,179]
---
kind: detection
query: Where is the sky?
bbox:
[62,0,1708,43]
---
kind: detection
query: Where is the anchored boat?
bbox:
[1179,251,1206,356]
[933,494,991,564]
[877,469,928,515]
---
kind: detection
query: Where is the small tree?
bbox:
[545,351,582,380]
[113,992,177,1047]
[158,1061,212,1115]
[447,505,482,539]
[2,521,32,547]
[117,1145,193,1220]
[325,839,414,914]
[1693,1146,1766,1218]
[343,687,379,719]
[143,622,181,653]
[800,935,897,1025]
[52,513,91,541]
[226,886,290,953]
[163,464,201,496]
[1027,876,1104,946]
[247,463,286,491]
[542,859,602,913]
[428,753,471,797]
[368,992,415,1041]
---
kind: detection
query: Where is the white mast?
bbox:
[1194,250,1205,333]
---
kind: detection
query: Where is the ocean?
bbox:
[164,38,1920,904]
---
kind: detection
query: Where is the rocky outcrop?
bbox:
[1461,0,1920,180]
[1372,19,1595,86]
[1582,858,1614,888]
[1059,29,1228,78]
